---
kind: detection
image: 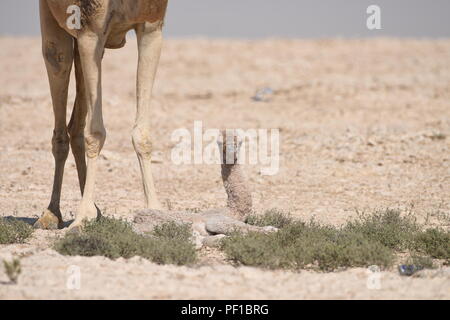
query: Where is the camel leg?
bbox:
[68,41,87,195]
[69,32,105,229]
[35,0,73,230]
[132,22,163,210]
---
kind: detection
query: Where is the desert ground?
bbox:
[0,37,449,299]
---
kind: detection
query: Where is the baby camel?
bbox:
[36,0,168,229]
[133,131,278,248]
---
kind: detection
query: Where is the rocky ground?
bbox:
[0,37,449,299]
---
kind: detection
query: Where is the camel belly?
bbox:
[105,23,131,49]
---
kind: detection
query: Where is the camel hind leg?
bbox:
[35,0,74,229]
[133,22,164,210]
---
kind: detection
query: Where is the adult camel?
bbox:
[36,0,168,230]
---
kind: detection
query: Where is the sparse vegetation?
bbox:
[344,209,420,251]
[222,209,450,271]
[54,217,197,266]
[222,219,394,271]
[50,210,449,271]
[3,258,21,284]
[0,218,34,244]
[404,254,436,270]
[413,228,450,262]
[246,209,293,229]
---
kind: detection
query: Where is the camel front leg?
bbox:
[35,0,73,230]
[133,22,164,210]
[69,33,105,229]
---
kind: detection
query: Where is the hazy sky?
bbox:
[0,0,449,38]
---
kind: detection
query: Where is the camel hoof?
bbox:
[67,217,91,233]
[34,209,64,230]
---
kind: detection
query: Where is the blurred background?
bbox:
[0,0,450,38]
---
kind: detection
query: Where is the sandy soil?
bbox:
[0,37,449,299]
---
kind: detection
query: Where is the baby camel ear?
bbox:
[217,130,227,164]
[216,130,225,148]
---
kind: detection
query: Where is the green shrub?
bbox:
[222,209,450,271]
[413,228,450,262]
[54,217,197,266]
[311,230,394,271]
[3,258,21,284]
[221,232,293,269]
[245,209,293,229]
[222,220,394,271]
[0,218,34,244]
[404,254,436,270]
[344,209,420,250]
[152,221,193,240]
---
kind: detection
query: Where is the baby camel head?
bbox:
[217,130,243,166]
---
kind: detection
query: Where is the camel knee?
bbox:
[84,129,106,159]
[132,127,153,160]
[52,129,70,161]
